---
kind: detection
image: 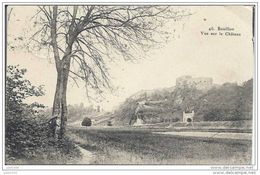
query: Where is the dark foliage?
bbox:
[107,121,113,126]
[198,81,253,121]
[172,118,180,122]
[5,65,47,160]
[5,65,81,164]
[81,117,92,127]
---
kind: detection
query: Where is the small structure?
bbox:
[133,101,145,126]
[183,110,194,123]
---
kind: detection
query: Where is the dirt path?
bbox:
[67,132,96,164]
[65,144,95,164]
[75,144,95,164]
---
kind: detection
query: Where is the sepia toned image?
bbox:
[4,4,255,166]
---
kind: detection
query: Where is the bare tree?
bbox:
[13,5,188,138]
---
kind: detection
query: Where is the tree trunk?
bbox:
[52,72,62,116]
[51,70,62,139]
[59,61,70,139]
[52,59,71,139]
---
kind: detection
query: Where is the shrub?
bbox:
[5,65,81,164]
[5,65,47,161]
[81,117,92,127]
[107,121,113,126]
[172,118,180,122]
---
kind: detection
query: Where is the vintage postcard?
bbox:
[1,2,258,174]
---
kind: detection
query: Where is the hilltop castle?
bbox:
[176,75,213,91]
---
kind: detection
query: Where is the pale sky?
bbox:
[7,6,254,111]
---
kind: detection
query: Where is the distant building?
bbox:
[176,75,213,91]
[183,110,194,123]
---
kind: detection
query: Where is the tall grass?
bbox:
[70,128,251,165]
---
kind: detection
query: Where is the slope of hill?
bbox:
[112,79,253,126]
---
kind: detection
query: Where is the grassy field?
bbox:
[69,127,252,165]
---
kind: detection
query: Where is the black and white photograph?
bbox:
[1,1,258,174]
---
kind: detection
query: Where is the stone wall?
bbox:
[176,75,213,91]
